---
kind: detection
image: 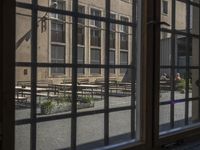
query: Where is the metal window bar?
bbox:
[30,0,38,149]
[184,0,191,125]
[169,0,176,129]
[71,0,78,149]
[199,1,200,120]
[104,0,110,145]
[131,0,137,139]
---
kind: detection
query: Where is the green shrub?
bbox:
[81,96,93,104]
[57,96,71,103]
[176,79,185,91]
[41,100,54,114]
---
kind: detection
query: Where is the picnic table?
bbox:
[51,83,104,99]
[15,86,57,103]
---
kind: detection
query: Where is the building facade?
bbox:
[16,0,134,83]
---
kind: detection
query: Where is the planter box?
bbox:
[77,102,94,109]
[40,102,94,115]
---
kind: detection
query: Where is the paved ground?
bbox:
[15,91,196,150]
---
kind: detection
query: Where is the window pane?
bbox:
[120,51,128,73]
[91,28,101,47]
[77,114,104,149]
[109,110,132,144]
[16,8,31,62]
[120,33,128,50]
[91,48,101,74]
[37,119,71,150]
[51,45,65,75]
[175,1,186,31]
[109,50,115,74]
[15,124,30,150]
[51,21,65,42]
[15,67,31,120]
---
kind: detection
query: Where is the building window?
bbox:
[78,26,85,45]
[78,5,85,45]
[110,13,116,49]
[51,0,66,20]
[91,28,101,47]
[51,21,65,42]
[109,50,115,74]
[51,45,65,75]
[120,16,129,50]
[91,48,101,74]
[162,0,168,14]
[90,8,101,28]
[78,46,85,74]
[120,51,128,73]
[78,5,85,24]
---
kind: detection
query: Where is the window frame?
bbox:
[5,0,200,150]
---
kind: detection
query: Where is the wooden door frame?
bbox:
[2,0,16,150]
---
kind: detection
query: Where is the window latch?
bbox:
[147,20,170,27]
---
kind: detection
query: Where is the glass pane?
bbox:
[109,72,132,108]
[191,37,200,66]
[160,69,171,102]
[16,8,31,62]
[15,67,31,120]
[190,69,200,99]
[161,0,172,29]
[38,0,71,11]
[79,0,105,16]
[77,114,104,150]
[15,124,30,150]
[160,32,172,65]
[109,110,132,144]
[36,67,72,116]
[175,1,186,31]
[160,105,171,132]
[77,70,105,112]
[189,100,200,125]
[190,5,199,35]
[37,119,71,150]
[37,11,72,64]
[111,0,133,22]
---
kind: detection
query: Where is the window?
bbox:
[91,28,101,47]
[110,13,116,49]
[120,33,128,50]
[51,0,65,20]
[120,51,128,73]
[120,16,129,50]
[78,5,85,25]
[78,26,84,45]
[120,16,129,33]
[51,45,65,74]
[51,21,65,42]
[90,48,101,74]
[109,50,115,74]
[77,47,84,74]
[162,0,168,14]
[14,0,143,150]
[90,8,101,28]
